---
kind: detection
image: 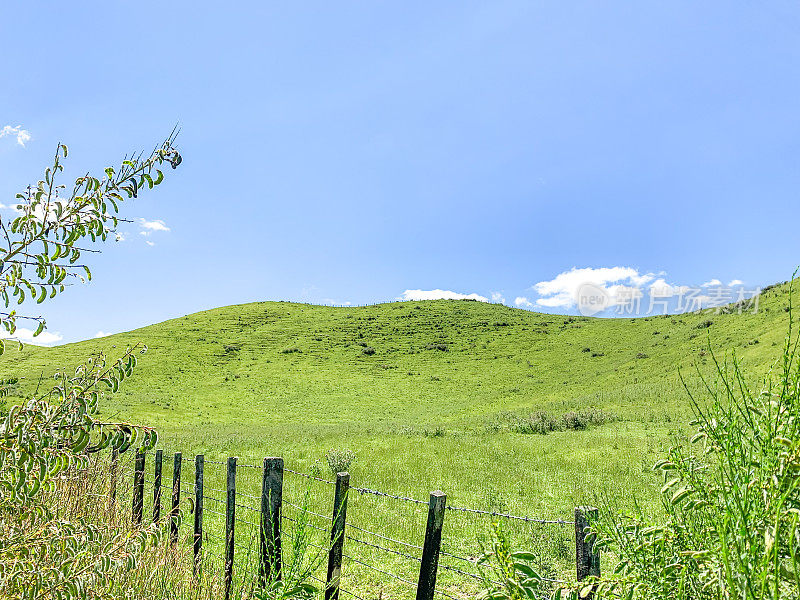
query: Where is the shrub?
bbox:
[422,426,446,437]
[509,409,615,434]
[325,448,356,474]
[561,410,589,430]
[362,346,376,355]
[0,135,182,600]
[426,343,448,351]
[510,411,560,434]
[0,348,166,599]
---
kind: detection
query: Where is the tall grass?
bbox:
[576,313,800,599]
[23,451,328,600]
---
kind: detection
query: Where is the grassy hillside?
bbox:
[1,281,795,595]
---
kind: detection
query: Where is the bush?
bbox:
[426,343,448,351]
[0,135,185,600]
[509,409,615,434]
[510,411,560,434]
[561,410,589,430]
[362,346,376,355]
[422,426,446,437]
[325,448,356,474]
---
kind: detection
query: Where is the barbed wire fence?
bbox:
[115,446,599,600]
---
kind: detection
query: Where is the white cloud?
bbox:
[491,291,505,304]
[138,218,170,232]
[399,289,489,302]
[0,197,85,225]
[648,278,690,298]
[0,327,62,346]
[702,278,722,287]
[0,125,31,147]
[514,296,534,307]
[145,240,155,247]
[728,279,743,286]
[533,266,656,308]
[607,283,644,300]
[94,331,112,338]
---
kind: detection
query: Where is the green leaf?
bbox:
[671,487,693,504]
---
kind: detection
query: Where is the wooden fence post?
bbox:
[153,449,163,523]
[259,457,283,586]
[194,454,204,577]
[416,491,446,600]
[109,447,118,514]
[325,472,349,600]
[170,452,182,543]
[225,457,237,600]
[575,506,600,596]
[132,450,145,525]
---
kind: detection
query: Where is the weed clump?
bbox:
[325,448,356,474]
[509,411,559,434]
[426,343,448,351]
[508,408,615,434]
[423,426,446,437]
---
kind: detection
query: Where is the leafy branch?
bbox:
[0,130,181,346]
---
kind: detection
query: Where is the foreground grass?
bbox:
[1,281,794,597]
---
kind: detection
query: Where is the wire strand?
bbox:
[444,504,573,525]
[345,535,421,563]
[342,553,418,589]
[347,522,423,551]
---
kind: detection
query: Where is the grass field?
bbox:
[2,281,795,597]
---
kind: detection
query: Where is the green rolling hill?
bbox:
[0,280,794,589]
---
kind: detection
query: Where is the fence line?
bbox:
[108,447,600,600]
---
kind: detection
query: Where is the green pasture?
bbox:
[3,281,794,597]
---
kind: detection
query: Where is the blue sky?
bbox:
[1,2,799,344]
